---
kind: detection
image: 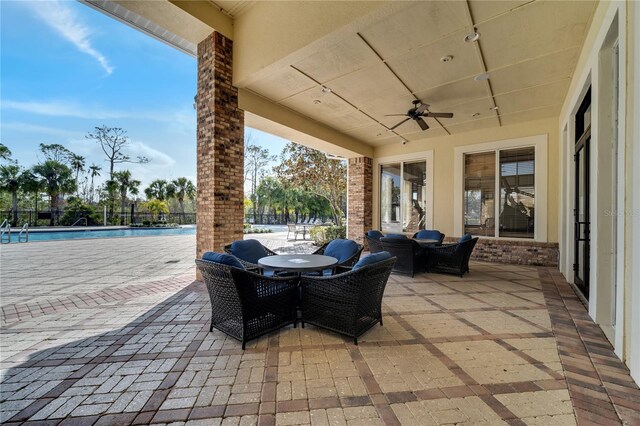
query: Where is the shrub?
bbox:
[59,198,101,226]
[310,225,346,245]
[142,220,151,226]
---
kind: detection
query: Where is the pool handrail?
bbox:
[71,218,88,227]
[0,220,10,244]
[18,223,29,243]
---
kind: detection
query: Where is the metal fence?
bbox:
[0,210,196,227]
[244,213,332,225]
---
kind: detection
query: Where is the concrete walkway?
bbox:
[1,234,638,425]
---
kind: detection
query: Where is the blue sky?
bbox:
[0,0,287,189]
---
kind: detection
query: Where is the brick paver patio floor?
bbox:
[1,235,639,425]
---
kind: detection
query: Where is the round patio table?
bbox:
[412,238,440,247]
[258,254,338,273]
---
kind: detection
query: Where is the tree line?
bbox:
[0,126,195,226]
[244,134,347,226]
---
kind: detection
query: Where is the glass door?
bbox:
[380,161,427,234]
[574,88,591,299]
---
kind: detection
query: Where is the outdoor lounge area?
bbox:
[2,0,640,425]
[2,234,639,425]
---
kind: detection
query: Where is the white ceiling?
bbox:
[219,0,597,147]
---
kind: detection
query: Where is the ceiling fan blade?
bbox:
[415,103,429,114]
[384,114,409,117]
[422,112,454,118]
[389,118,411,130]
[416,118,429,131]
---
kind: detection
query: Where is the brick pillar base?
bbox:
[347,157,373,247]
[196,32,244,260]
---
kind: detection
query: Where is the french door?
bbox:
[573,88,591,299]
[574,127,590,298]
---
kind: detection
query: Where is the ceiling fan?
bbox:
[386,100,454,131]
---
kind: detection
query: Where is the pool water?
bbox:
[11,226,196,243]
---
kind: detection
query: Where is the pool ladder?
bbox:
[0,221,29,244]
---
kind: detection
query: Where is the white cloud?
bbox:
[24,0,114,75]
[0,122,82,138]
[2,100,196,127]
[2,100,121,119]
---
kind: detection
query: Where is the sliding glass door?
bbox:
[380,161,427,234]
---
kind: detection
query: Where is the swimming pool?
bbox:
[10,226,196,243]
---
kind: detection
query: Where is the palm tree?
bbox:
[88,164,101,203]
[169,177,196,217]
[31,160,76,225]
[70,154,86,194]
[0,164,22,225]
[113,170,141,225]
[144,179,169,201]
[20,171,43,224]
[142,199,169,221]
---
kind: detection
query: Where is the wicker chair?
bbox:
[364,230,385,253]
[426,236,479,277]
[312,239,364,269]
[300,256,396,344]
[412,229,445,245]
[380,237,425,277]
[223,239,278,270]
[196,258,298,349]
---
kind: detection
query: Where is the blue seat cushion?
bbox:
[324,239,359,264]
[458,233,472,243]
[202,252,244,269]
[353,251,392,270]
[415,230,443,240]
[230,239,268,264]
[384,233,407,239]
[366,230,384,240]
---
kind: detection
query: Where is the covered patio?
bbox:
[3,0,640,424]
[2,234,638,424]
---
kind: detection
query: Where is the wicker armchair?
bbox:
[364,230,385,253]
[224,239,278,270]
[196,259,298,349]
[412,230,445,245]
[300,256,396,344]
[426,237,479,277]
[380,237,425,277]
[312,239,364,269]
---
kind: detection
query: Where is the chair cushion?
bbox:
[415,230,443,240]
[366,230,384,240]
[459,233,472,243]
[324,239,359,263]
[230,239,268,264]
[384,233,407,239]
[353,251,392,270]
[202,252,245,269]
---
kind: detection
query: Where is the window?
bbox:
[499,148,535,238]
[464,152,495,236]
[464,147,535,239]
[380,161,427,234]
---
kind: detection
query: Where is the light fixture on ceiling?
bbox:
[313,99,322,104]
[474,72,490,81]
[489,106,499,111]
[464,29,480,43]
[440,55,453,63]
[472,112,481,117]
[321,86,332,94]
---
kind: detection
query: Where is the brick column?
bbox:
[347,157,373,246]
[196,32,244,258]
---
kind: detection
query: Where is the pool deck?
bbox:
[1,234,638,425]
